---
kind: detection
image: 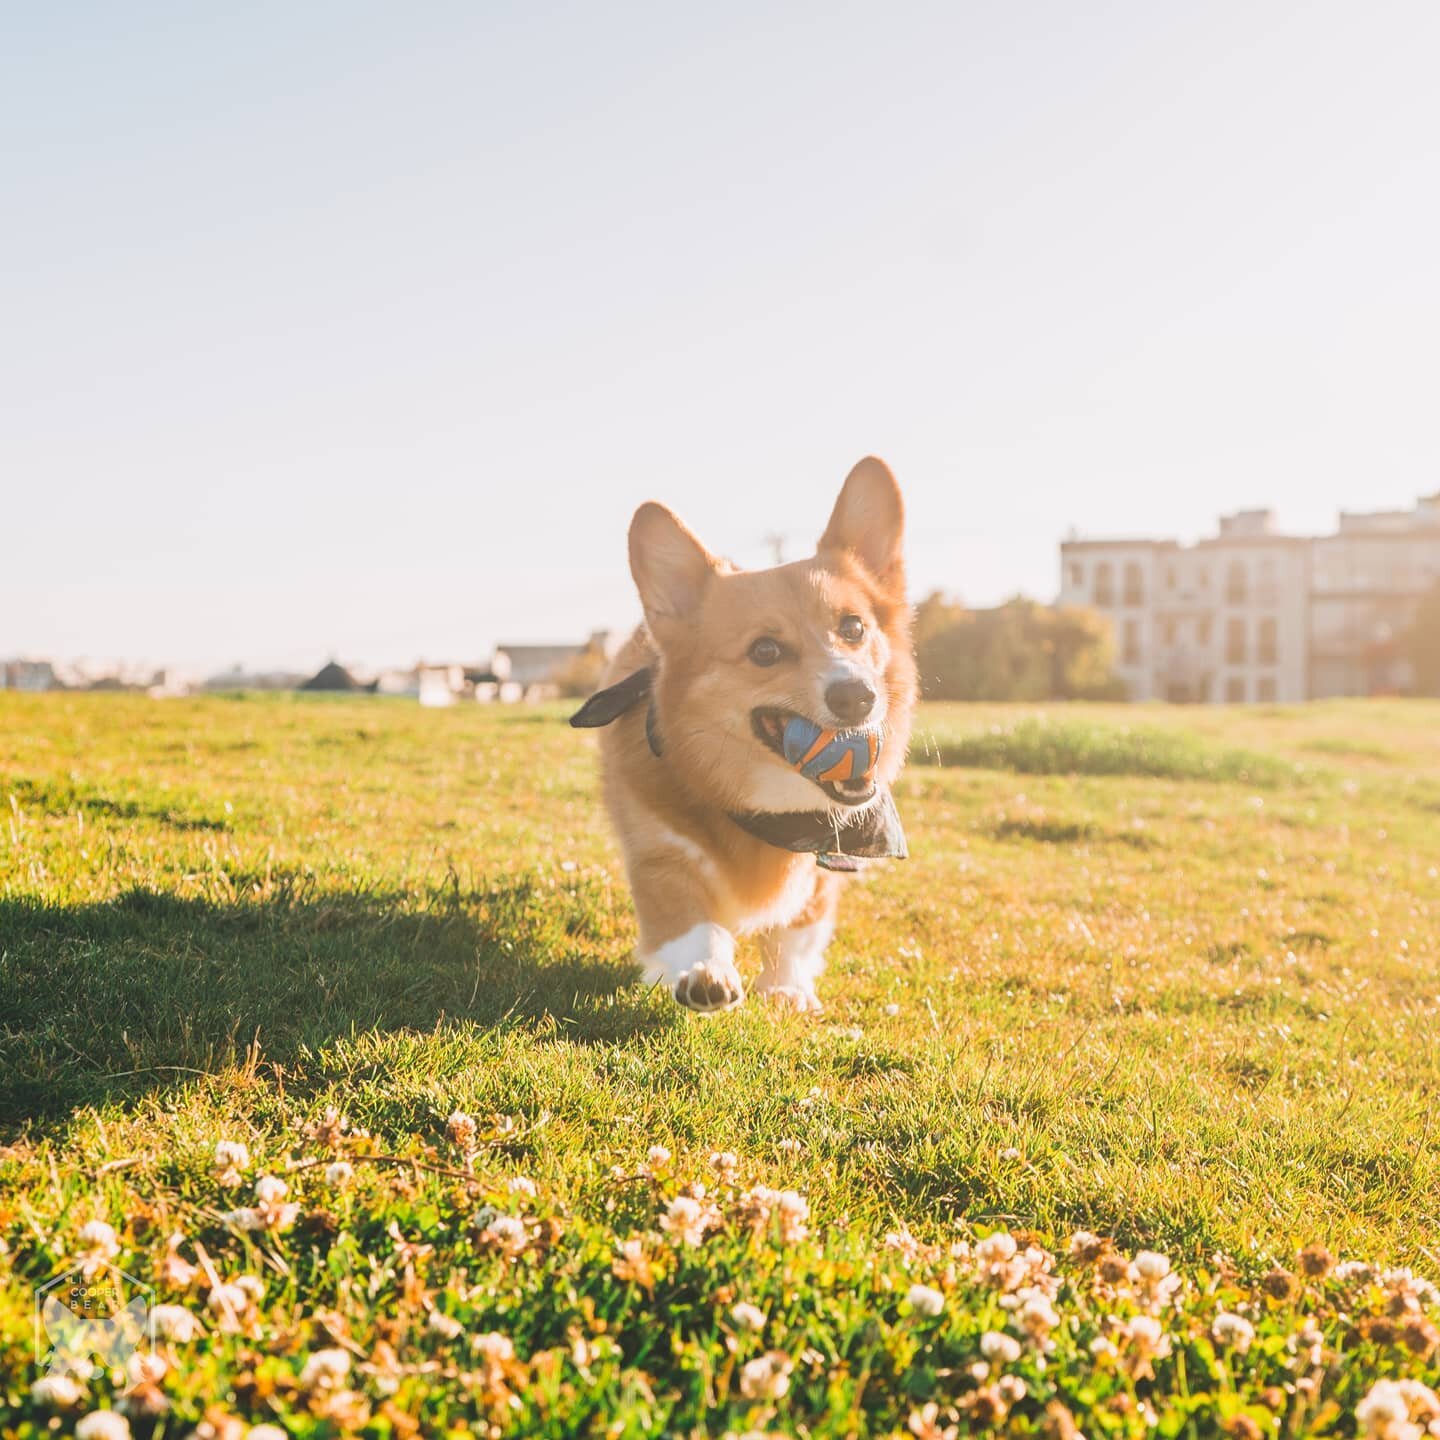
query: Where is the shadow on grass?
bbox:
[0,878,662,1129]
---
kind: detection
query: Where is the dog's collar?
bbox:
[569,666,907,870]
[727,789,907,872]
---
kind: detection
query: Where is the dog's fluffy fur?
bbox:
[593,457,916,1013]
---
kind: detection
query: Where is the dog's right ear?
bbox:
[629,502,719,629]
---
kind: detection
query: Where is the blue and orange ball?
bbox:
[780,714,879,785]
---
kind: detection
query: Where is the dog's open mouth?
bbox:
[751,708,880,808]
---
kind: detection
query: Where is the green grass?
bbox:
[2,693,1439,1436]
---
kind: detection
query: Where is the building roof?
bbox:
[492,643,587,686]
[300,660,366,691]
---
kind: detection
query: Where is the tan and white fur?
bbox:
[592,457,916,1013]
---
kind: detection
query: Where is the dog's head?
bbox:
[630,457,915,815]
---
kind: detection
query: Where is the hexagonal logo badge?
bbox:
[34,1260,155,1377]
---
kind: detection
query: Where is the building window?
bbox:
[1257,677,1277,703]
[1123,619,1142,665]
[1161,619,1177,646]
[1095,562,1115,606]
[1123,562,1145,606]
[1165,565,1178,590]
[1226,617,1246,664]
[1226,676,1247,703]
[1257,617,1278,665]
[1197,618,1213,646]
[1197,566,1210,590]
[1069,562,1084,588]
[1226,560,1248,604]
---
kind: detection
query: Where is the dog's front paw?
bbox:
[674,959,746,1014]
[756,983,823,1014]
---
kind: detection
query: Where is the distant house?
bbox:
[375,667,421,698]
[204,665,308,691]
[1060,493,1440,702]
[0,659,61,691]
[490,631,616,702]
[299,660,377,693]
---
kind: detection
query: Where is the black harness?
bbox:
[570,667,907,873]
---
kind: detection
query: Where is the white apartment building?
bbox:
[1059,495,1440,703]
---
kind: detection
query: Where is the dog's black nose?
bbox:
[825,677,876,725]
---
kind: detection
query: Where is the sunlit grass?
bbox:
[1,693,1438,1434]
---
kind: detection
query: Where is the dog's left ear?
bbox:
[818,456,905,590]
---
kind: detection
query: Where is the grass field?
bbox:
[2,693,1439,1437]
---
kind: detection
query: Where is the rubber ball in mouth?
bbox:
[781,714,880,785]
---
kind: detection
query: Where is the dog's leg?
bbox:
[641,920,744,1013]
[755,874,840,1012]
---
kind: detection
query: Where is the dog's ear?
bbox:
[629,502,720,628]
[818,456,905,590]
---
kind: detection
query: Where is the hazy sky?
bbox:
[5,2,1439,672]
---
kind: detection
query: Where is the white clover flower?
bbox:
[997,1375,1028,1404]
[646,1145,672,1168]
[479,1213,529,1257]
[1212,1312,1256,1354]
[76,1414,131,1440]
[778,1138,803,1155]
[428,1309,463,1339]
[739,1351,793,1400]
[1334,1260,1377,1285]
[730,1301,767,1332]
[245,1428,289,1440]
[883,1003,901,1016]
[150,1303,204,1342]
[774,1190,810,1244]
[324,1160,355,1189]
[31,1373,85,1407]
[1356,1380,1413,1437]
[219,1206,265,1231]
[78,1220,119,1257]
[254,1175,288,1204]
[975,1231,1018,1264]
[1134,1250,1171,1281]
[980,1331,1021,1364]
[126,1351,167,1386]
[212,1140,251,1187]
[299,1346,351,1390]
[1090,1335,1119,1360]
[1018,1291,1060,1336]
[660,1195,708,1247]
[507,1176,538,1196]
[471,1331,516,1361]
[446,1110,478,1148]
[709,1151,740,1177]
[235,1274,265,1303]
[907,1284,945,1317]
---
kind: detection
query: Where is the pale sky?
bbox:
[5,2,1439,673]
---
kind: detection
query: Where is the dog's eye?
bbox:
[838,614,866,644]
[748,637,783,667]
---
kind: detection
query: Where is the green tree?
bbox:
[914,596,1123,701]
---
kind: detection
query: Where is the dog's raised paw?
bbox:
[674,961,745,1014]
[757,984,823,1014]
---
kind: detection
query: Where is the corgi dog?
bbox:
[571,457,916,1014]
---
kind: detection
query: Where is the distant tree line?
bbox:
[912,593,1126,702]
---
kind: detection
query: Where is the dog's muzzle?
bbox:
[751,708,880,807]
